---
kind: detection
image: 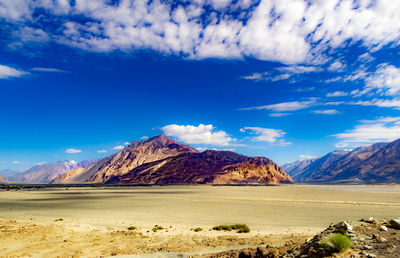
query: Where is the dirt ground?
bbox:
[1,184,400,257]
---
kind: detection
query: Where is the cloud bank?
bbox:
[2,0,400,64]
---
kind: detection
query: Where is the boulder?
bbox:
[334,221,353,234]
[390,219,400,229]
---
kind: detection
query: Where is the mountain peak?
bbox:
[144,134,178,146]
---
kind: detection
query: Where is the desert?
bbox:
[1,184,400,257]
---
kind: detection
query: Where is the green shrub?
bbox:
[54,218,63,222]
[152,225,165,232]
[212,224,250,233]
[193,227,203,232]
[127,226,137,230]
[329,233,351,252]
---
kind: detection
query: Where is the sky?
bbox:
[1,0,400,171]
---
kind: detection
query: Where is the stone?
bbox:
[379,225,388,231]
[390,219,400,229]
[256,246,269,256]
[361,217,377,224]
[366,254,377,258]
[334,221,353,233]
[372,234,386,243]
[239,249,252,258]
[363,245,373,250]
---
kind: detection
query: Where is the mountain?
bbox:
[281,158,316,178]
[9,160,99,183]
[0,169,19,179]
[52,135,293,185]
[283,140,400,182]
[0,175,7,184]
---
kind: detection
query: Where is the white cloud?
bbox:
[312,109,339,115]
[328,61,346,72]
[0,64,28,79]
[241,126,291,146]
[242,65,321,82]
[97,149,107,153]
[364,64,400,96]
[140,136,149,140]
[196,147,208,152]
[2,1,400,64]
[31,67,67,73]
[11,161,21,164]
[326,91,348,97]
[334,117,400,146]
[123,142,130,145]
[358,53,375,63]
[112,145,125,150]
[299,155,317,160]
[276,66,322,74]
[351,99,400,110]
[161,124,236,146]
[65,148,82,154]
[240,98,316,112]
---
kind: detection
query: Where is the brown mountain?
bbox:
[52,135,293,184]
[283,139,400,182]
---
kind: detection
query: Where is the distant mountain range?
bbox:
[0,175,7,183]
[282,139,400,182]
[6,160,99,183]
[52,135,293,184]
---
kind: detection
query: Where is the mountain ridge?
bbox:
[52,135,293,185]
[283,139,399,182]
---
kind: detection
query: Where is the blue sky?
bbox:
[1,0,400,170]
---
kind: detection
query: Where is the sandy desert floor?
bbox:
[1,184,400,257]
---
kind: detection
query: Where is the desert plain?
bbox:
[1,184,400,257]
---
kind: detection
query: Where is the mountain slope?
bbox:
[283,140,399,182]
[52,135,293,185]
[9,160,99,183]
[108,150,293,184]
[52,135,198,184]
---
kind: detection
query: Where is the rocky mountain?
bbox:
[283,140,400,182]
[0,175,8,183]
[9,160,99,183]
[52,135,293,185]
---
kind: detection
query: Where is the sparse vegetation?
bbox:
[127,226,137,230]
[54,218,63,222]
[193,227,203,232]
[152,225,165,232]
[212,224,250,233]
[329,233,351,252]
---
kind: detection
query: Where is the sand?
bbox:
[1,184,400,257]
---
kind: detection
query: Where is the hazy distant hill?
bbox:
[283,140,400,182]
[0,175,7,183]
[9,160,99,183]
[52,135,293,185]
[0,169,19,180]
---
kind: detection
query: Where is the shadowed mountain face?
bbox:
[9,160,99,183]
[52,135,293,185]
[283,140,400,182]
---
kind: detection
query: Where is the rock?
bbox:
[334,221,353,233]
[363,245,373,250]
[366,254,377,258]
[390,219,400,229]
[379,225,388,231]
[372,234,386,243]
[256,246,269,256]
[239,249,253,258]
[361,217,377,224]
